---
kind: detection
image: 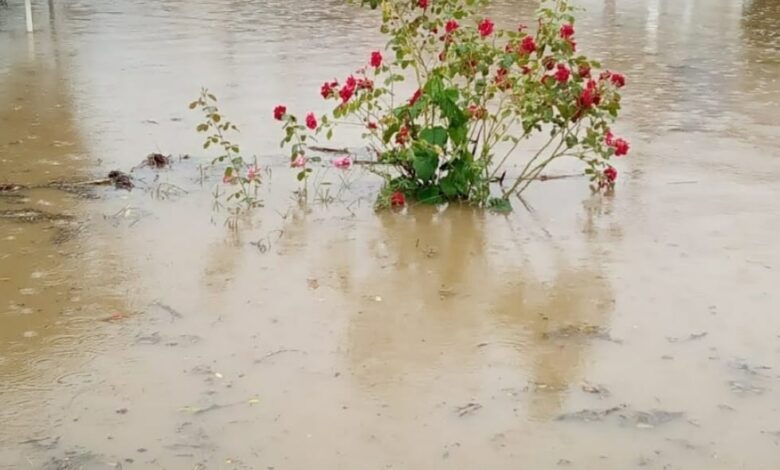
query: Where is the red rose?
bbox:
[305,112,317,130]
[357,78,374,90]
[445,19,459,33]
[578,80,599,109]
[478,18,494,37]
[390,191,406,207]
[494,67,511,89]
[604,166,617,183]
[370,51,383,68]
[273,105,286,121]
[520,36,537,54]
[467,104,486,120]
[613,138,630,156]
[418,0,428,8]
[560,24,574,39]
[578,63,591,78]
[339,87,353,103]
[409,88,422,106]
[340,76,357,103]
[396,126,410,145]
[610,73,626,88]
[605,129,614,146]
[320,81,337,99]
[554,64,570,83]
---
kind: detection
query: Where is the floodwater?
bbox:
[1,0,779,468]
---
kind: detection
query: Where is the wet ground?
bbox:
[2,0,780,468]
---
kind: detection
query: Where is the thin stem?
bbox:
[502,126,566,198]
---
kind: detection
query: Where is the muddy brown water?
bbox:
[2,0,780,468]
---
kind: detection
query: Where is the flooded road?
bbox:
[2,0,780,468]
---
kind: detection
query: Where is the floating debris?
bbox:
[139,153,173,169]
[666,332,708,343]
[728,380,766,395]
[254,348,306,364]
[108,170,134,190]
[0,209,74,223]
[624,409,685,428]
[557,406,684,428]
[456,402,482,417]
[153,301,184,321]
[523,381,568,393]
[542,323,622,344]
[729,360,771,376]
[556,405,624,423]
[581,382,611,397]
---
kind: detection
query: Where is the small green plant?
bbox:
[274,0,630,210]
[190,88,261,208]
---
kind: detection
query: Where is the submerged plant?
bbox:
[275,0,630,210]
[190,88,261,209]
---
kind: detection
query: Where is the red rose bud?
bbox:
[409,88,422,106]
[370,51,383,68]
[613,138,630,156]
[478,18,494,37]
[604,166,618,183]
[305,112,317,130]
[520,36,536,54]
[554,64,570,83]
[578,63,591,78]
[610,73,626,88]
[390,191,406,207]
[273,105,286,121]
[396,126,410,145]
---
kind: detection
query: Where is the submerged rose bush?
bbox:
[276,0,630,210]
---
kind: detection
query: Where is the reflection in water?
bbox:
[0,12,126,449]
[343,207,613,421]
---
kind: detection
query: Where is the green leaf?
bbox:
[382,123,400,144]
[488,197,513,213]
[420,127,448,147]
[439,176,460,198]
[412,144,439,182]
[196,124,208,132]
[437,98,468,127]
[416,186,443,205]
[424,75,445,98]
[448,125,467,146]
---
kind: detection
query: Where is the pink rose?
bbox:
[332,156,353,169]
